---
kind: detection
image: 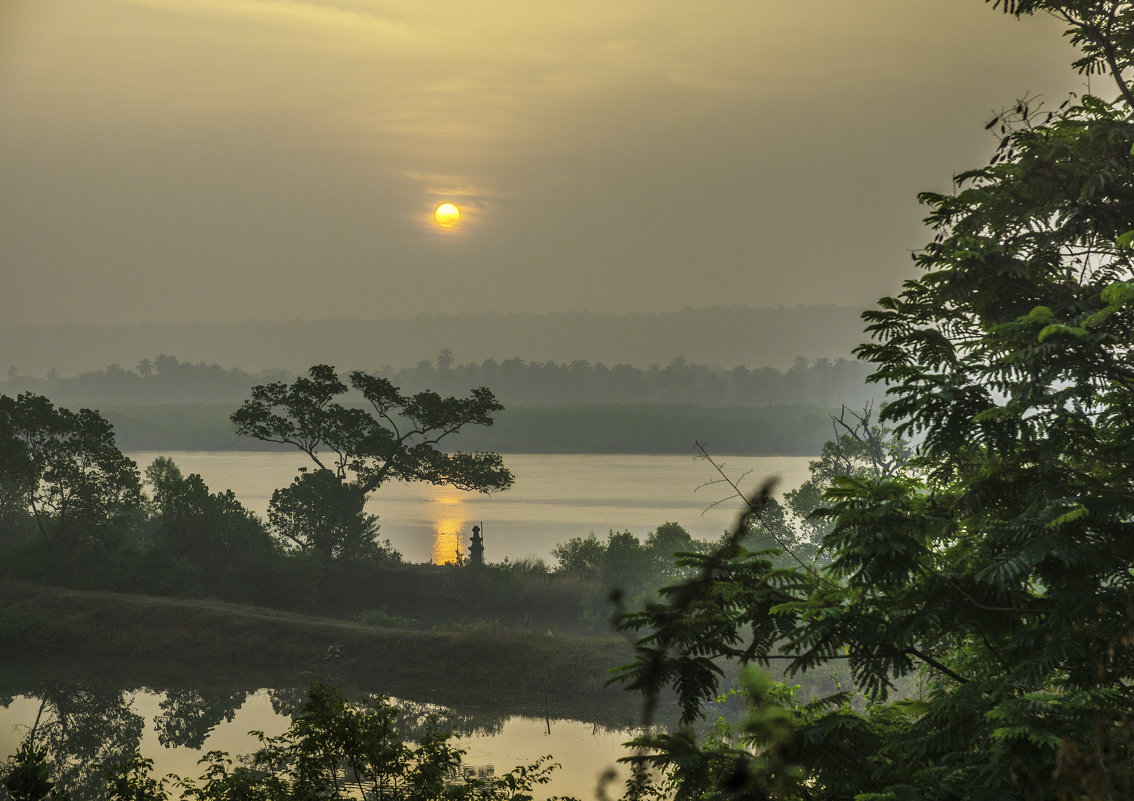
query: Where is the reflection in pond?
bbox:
[153,689,244,749]
[1,685,145,801]
[0,684,636,801]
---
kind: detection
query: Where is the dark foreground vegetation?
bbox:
[6,2,1134,799]
[601,4,1134,799]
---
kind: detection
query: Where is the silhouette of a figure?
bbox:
[470,524,484,566]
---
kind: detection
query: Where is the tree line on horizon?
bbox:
[0,352,878,410]
[0,304,868,378]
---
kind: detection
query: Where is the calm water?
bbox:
[0,690,635,800]
[127,451,814,564]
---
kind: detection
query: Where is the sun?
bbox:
[434,202,461,228]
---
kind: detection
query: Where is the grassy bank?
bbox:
[0,580,640,724]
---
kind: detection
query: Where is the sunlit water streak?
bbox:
[127,452,814,564]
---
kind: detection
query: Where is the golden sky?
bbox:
[0,0,1085,326]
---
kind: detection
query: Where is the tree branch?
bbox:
[905,646,969,685]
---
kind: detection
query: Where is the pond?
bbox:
[0,683,656,800]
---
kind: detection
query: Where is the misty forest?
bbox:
[4,1,1134,800]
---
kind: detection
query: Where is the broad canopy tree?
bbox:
[616,3,1134,800]
[231,365,512,558]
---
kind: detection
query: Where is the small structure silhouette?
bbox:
[470,524,484,566]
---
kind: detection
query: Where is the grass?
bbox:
[0,579,642,725]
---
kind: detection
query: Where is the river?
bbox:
[125,451,815,563]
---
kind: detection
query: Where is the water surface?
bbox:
[0,688,639,801]
[127,452,814,563]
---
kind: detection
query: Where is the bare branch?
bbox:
[693,440,820,577]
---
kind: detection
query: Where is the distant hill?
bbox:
[0,305,868,376]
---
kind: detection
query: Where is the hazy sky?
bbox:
[0,0,1087,327]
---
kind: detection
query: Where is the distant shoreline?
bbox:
[0,305,868,375]
[98,402,838,456]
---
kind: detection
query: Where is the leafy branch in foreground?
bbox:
[613,3,1134,799]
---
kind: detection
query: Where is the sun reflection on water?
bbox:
[430,489,469,564]
[431,519,467,565]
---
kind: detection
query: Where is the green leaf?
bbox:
[1037,323,1087,342]
[1046,505,1088,529]
[1100,281,1134,306]
[1083,308,1116,328]
[1019,305,1055,324]
[973,406,1015,422]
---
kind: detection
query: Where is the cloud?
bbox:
[109,0,422,47]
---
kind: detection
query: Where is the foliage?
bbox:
[646,523,704,580]
[552,523,709,616]
[267,469,396,562]
[0,688,146,801]
[614,3,1134,800]
[232,365,511,559]
[144,457,279,584]
[0,405,37,546]
[153,691,246,751]
[621,670,826,801]
[103,755,166,801]
[778,405,911,554]
[691,416,908,575]
[231,364,512,495]
[0,741,69,801]
[0,393,141,555]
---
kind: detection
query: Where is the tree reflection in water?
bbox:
[154,689,245,749]
[5,685,144,801]
[0,683,541,800]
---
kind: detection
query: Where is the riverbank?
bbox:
[0,580,642,724]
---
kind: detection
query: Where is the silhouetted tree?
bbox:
[0,394,140,555]
[144,457,278,585]
[267,469,393,561]
[231,365,511,559]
